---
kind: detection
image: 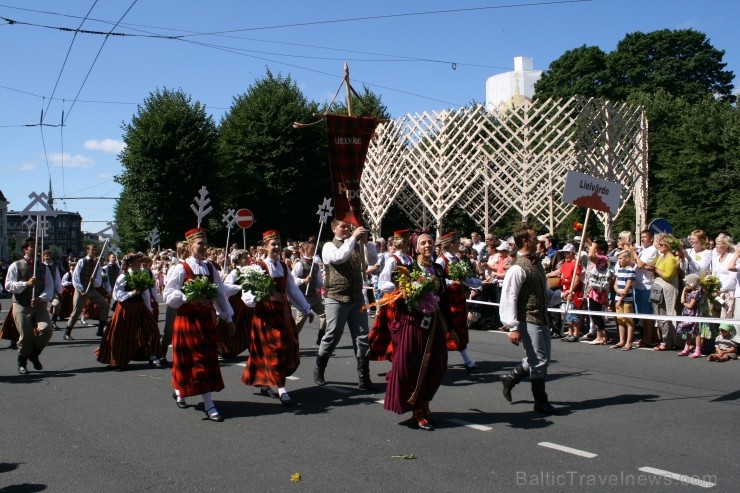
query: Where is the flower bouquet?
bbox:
[182,275,219,302]
[448,261,474,281]
[125,270,155,292]
[236,265,275,303]
[665,236,682,254]
[701,274,722,303]
[393,266,440,314]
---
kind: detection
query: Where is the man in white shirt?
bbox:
[314,220,378,390]
[499,226,560,415]
[4,238,55,374]
[64,243,110,340]
[631,230,659,346]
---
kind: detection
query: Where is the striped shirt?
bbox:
[615,265,636,303]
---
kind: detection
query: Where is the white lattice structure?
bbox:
[362,97,648,239]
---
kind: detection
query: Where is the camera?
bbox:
[421,315,431,329]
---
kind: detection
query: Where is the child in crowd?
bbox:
[676,274,704,358]
[708,324,737,362]
[612,250,635,350]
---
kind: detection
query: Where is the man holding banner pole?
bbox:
[64,242,110,341]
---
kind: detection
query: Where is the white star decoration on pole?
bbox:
[222,209,237,228]
[190,186,213,227]
[316,197,334,223]
[147,227,160,249]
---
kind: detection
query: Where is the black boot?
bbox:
[315,329,325,346]
[28,346,44,371]
[17,355,29,375]
[314,354,329,386]
[532,379,561,415]
[357,356,377,391]
[501,364,528,402]
[96,320,106,337]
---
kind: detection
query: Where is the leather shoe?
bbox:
[413,417,435,431]
[260,387,279,398]
[63,333,74,341]
[464,362,479,373]
[279,394,294,407]
[149,359,163,369]
[29,356,43,371]
[172,391,187,409]
[17,364,29,375]
[205,408,224,422]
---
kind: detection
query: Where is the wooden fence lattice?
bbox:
[361,97,648,239]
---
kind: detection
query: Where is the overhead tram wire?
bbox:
[62,0,139,125]
[41,0,99,125]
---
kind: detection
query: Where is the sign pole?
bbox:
[564,207,591,321]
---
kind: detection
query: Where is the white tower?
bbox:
[485,56,543,111]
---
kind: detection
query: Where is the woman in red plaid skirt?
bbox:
[163,228,235,422]
[241,230,311,407]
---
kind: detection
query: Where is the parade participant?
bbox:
[215,249,252,359]
[43,250,64,330]
[241,230,311,407]
[292,241,326,340]
[436,231,482,372]
[499,226,561,415]
[163,228,235,422]
[314,219,378,389]
[4,238,55,374]
[97,252,163,370]
[159,242,187,365]
[102,253,121,294]
[140,255,159,323]
[368,229,414,362]
[64,243,110,341]
[57,263,75,320]
[378,232,453,430]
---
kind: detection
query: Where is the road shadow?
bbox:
[0,462,47,492]
[711,389,740,402]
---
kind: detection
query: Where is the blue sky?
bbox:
[1,0,737,235]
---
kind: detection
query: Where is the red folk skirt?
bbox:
[58,285,74,318]
[241,295,299,389]
[215,293,252,358]
[171,303,224,397]
[445,283,469,351]
[83,286,111,321]
[1,303,20,342]
[96,297,161,367]
[368,302,398,361]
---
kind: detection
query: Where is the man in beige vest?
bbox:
[314,219,378,390]
[4,238,54,374]
[64,243,110,340]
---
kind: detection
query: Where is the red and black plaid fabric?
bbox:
[241,262,299,388]
[58,285,74,318]
[171,262,224,398]
[82,286,111,321]
[96,297,161,367]
[368,302,397,361]
[326,114,378,226]
[215,292,252,358]
[0,304,19,342]
[444,282,469,352]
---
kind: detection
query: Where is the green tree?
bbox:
[218,69,327,239]
[606,29,735,104]
[115,88,219,250]
[329,84,392,119]
[534,45,608,100]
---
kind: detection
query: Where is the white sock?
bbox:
[278,387,288,397]
[201,392,217,414]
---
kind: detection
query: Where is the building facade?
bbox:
[485,56,543,112]
[0,190,8,260]
[7,210,84,258]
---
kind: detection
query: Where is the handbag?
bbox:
[649,283,664,304]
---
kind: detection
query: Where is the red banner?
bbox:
[326,114,377,227]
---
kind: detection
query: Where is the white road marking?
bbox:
[638,467,716,488]
[286,376,299,380]
[447,418,492,431]
[375,399,384,404]
[538,442,597,458]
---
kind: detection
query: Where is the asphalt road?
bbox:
[1,301,738,492]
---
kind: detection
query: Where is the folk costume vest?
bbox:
[80,257,96,289]
[12,259,46,307]
[324,238,364,304]
[299,258,319,295]
[514,254,549,327]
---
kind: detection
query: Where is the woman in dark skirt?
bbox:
[241,230,310,407]
[96,253,162,369]
[58,264,75,319]
[378,232,455,431]
[215,249,252,359]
